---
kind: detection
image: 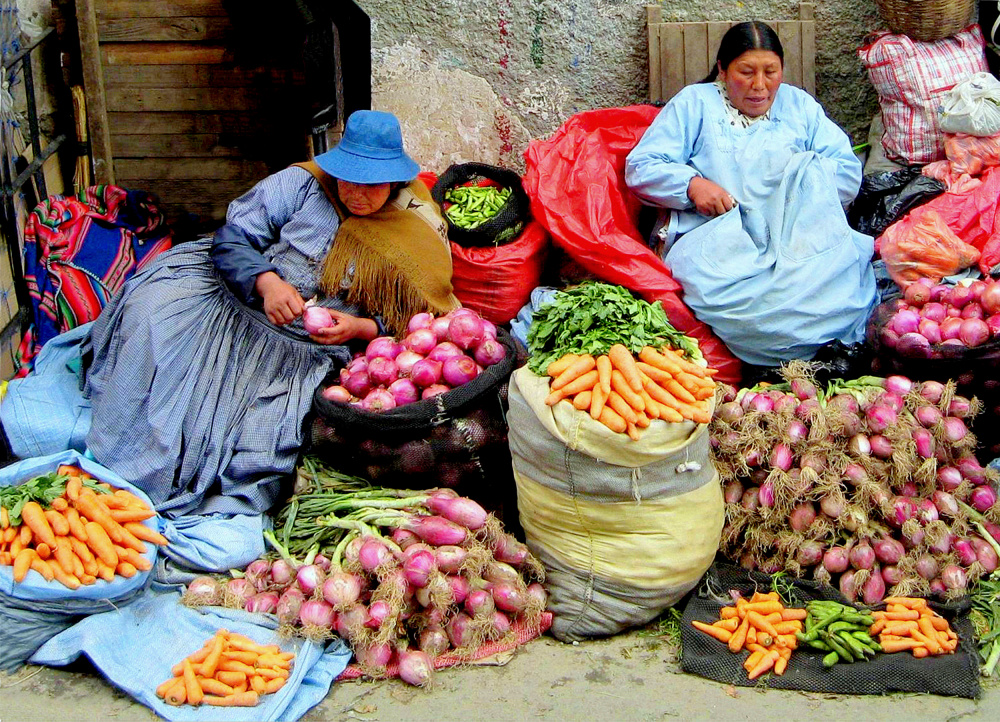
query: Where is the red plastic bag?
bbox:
[879,208,981,287]
[522,105,742,383]
[450,220,550,325]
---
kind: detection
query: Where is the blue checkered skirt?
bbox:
[85,238,348,517]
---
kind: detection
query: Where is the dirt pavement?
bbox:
[2,629,998,722]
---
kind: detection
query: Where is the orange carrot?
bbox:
[109,508,156,524]
[64,508,88,542]
[880,638,923,653]
[551,355,596,391]
[30,556,55,582]
[83,521,118,567]
[117,546,152,572]
[589,384,607,420]
[748,650,780,680]
[19,524,32,547]
[728,616,750,653]
[34,542,51,560]
[2,525,15,543]
[264,677,287,694]
[74,492,124,543]
[597,406,628,434]
[50,497,69,512]
[874,609,919,621]
[638,387,660,419]
[772,620,803,635]
[218,659,256,676]
[572,390,593,411]
[780,608,808,621]
[743,650,765,672]
[638,346,683,375]
[546,354,580,378]
[881,620,919,636]
[692,620,732,643]
[545,369,599,405]
[123,522,169,546]
[249,674,267,694]
[68,537,99,576]
[95,560,115,582]
[634,361,674,386]
[774,655,788,676]
[164,679,187,706]
[215,670,247,688]
[200,634,225,677]
[610,369,645,413]
[182,659,203,706]
[13,548,34,582]
[21,502,57,548]
[596,355,612,395]
[928,615,950,632]
[883,597,927,610]
[713,617,740,632]
[608,344,643,392]
[605,391,639,424]
[221,650,259,665]
[156,676,183,699]
[912,646,930,658]
[57,464,81,477]
[198,678,234,697]
[116,561,137,578]
[719,606,739,619]
[201,691,259,707]
[114,525,147,555]
[662,347,714,377]
[736,599,783,616]
[65,476,82,502]
[49,561,81,589]
[746,626,757,646]
[51,536,75,574]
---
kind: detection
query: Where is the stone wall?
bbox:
[362,0,887,173]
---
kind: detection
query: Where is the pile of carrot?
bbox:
[156,629,294,707]
[869,596,958,658]
[691,591,806,680]
[0,464,167,588]
[544,344,716,439]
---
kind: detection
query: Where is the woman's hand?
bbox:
[255,271,305,325]
[688,176,736,217]
[309,310,378,345]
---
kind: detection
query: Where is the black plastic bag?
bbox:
[431,163,530,247]
[848,169,946,238]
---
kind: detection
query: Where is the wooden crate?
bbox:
[647,3,816,104]
[76,0,310,227]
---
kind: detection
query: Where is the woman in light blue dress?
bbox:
[625,22,877,368]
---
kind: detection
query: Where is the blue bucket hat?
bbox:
[314,110,420,184]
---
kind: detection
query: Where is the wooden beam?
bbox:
[111,134,243,158]
[76,0,114,184]
[104,64,304,88]
[647,5,662,102]
[115,158,271,180]
[800,3,816,95]
[105,87,262,112]
[107,111,271,135]
[102,42,229,65]
[97,17,231,42]
[114,179,256,203]
[97,0,227,19]
[682,24,709,86]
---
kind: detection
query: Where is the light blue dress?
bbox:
[625,83,878,366]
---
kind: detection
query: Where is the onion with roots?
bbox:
[849,541,875,570]
[398,647,434,687]
[185,576,223,606]
[277,587,305,624]
[823,547,850,574]
[419,625,451,657]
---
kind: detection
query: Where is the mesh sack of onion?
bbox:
[868,279,1000,457]
[309,310,518,523]
[181,460,549,687]
[711,361,1000,606]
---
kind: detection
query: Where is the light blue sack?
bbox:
[30,588,353,722]
[666,152,878,366]
[0,450,159,670]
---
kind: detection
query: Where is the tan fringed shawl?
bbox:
[294,161,459,336]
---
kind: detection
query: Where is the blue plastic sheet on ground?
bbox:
[30,588,353,722]
[157,513,267,579]
[0,450,159,671]
[0,324,93,459]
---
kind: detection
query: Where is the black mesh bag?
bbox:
[431,163,530,247]
[867,300,1000,456]
[309,329,519,522]
[680,562,980,698]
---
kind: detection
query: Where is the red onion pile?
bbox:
[321,309,506,411]
[712,364,1000,603]
[182,478,546,686]
[879,278,1000,358]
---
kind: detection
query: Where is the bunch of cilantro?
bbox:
[526,282,702,375]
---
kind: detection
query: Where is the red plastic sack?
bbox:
[522,105,741,384]
[450,220,549,325]
[879,208,981,287]
[880,164,1000,276]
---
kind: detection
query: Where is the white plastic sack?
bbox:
[939,72,1000,136]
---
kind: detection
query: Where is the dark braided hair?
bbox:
[703,21,784,82]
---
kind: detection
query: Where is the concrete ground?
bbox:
[2,628,998,722]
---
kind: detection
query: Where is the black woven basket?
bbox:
[431,163,530,248]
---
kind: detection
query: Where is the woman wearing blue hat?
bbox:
[84,110,458,518]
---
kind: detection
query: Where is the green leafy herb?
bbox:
[527,281,702,374]
[0,471,109,526]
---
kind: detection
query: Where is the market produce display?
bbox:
[156,629,294,707]
[527,281,703,376]
[543,345,714,438]
[0,464,166,587]
[869,597,957,657]
[797,600,880,666]
[971,573,1000,676]
[711,364,1000,603]
[443,184,512,230]
[690,591,804,678]
[184,460,544,686]
[317,308,506,411]
[877,277,1000,357]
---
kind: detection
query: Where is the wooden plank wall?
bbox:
[78,0,307,226]
[647,3,816,104]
